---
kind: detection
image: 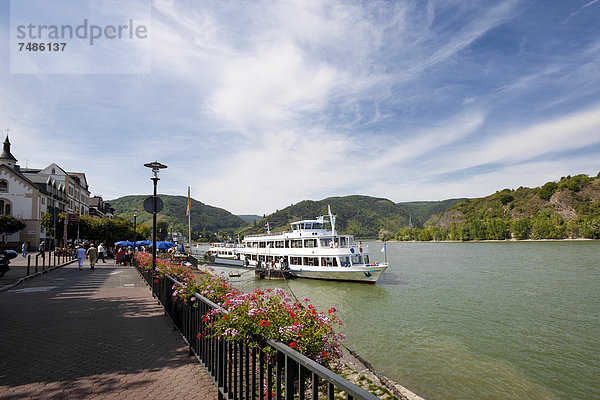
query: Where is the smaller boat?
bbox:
[229,271,241,277]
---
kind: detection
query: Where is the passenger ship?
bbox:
[210,212,388,283]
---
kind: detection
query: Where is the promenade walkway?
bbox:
[0,258,218,399]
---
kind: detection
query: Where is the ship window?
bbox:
[290,256,301,265]
[291,239,303,248]
[340,256,350,267]
[276,241,284,248]
[321,257,338,267]
[351,255,363,265]
[259,242,266,248]
[285,240,290,248]
[303,257,318,266]
[314,223,323,230]
[320,238,332,247]
[304,223,312,229]
[304,239,316,248]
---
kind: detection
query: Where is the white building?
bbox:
[0,135,90,248]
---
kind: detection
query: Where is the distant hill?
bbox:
[397,173,600,240]
[237,214,262,224]
[437,174,600,227]
[237,195,464,239]
[109,195,247,233]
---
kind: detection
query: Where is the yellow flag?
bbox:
[186,187,190,216]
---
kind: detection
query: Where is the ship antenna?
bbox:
[328,204,336,235]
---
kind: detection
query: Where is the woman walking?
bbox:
[76,245,86,270]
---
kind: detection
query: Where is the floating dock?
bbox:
[201,257,292,280]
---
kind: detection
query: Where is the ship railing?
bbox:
[133,259,380,400]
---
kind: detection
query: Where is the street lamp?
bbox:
[133,209,138,254]
[143,161,167,285]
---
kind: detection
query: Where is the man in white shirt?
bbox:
[97,243,107,263]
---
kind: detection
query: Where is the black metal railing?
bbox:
[26,250,76,275]
[134,262,379,400]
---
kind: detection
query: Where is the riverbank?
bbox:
[378,237,599,243]
[340,346,424,400]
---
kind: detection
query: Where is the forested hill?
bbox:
[237,195,465,239]
[109,195,247,233]
[397,173,600,241]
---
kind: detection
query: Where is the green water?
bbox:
[206,241,600,399]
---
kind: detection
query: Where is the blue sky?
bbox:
[1,0,600,215]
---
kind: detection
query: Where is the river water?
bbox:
[196,241,600,400]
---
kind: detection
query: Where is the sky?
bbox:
[1,0,600,215]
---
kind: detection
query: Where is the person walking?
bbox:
[97,243,106,263]
[76,245,86,270]
[86,244,98,270]
[21,242,27,258]
[38,241,45,254]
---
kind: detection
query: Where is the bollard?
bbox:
[27,255,30,275]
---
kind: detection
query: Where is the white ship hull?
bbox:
[289,263,388,283]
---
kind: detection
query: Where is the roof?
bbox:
[0,135,17,162]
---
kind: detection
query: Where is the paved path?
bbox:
[0,260,218,399]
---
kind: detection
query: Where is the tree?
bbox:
[154,221,168,241]
[510,217,531,240]
[0,215,26,245]
[539,181,558,200]
[378,229,393,241]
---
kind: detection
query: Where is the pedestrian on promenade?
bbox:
[76,245,86,270]
[97,243,107,263]
[86,244,98,270]
[38,241,45,254]
[21,242,27,258]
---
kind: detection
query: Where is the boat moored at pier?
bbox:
[209,210,388,283]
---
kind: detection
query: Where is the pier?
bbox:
[197,255,292,280]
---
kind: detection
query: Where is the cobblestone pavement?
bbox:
[0,260,218,399]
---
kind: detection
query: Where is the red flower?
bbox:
[289,342,297,349]
[289,311,296,319]
[321,351,328,359]
[259,320,270,327]
[197,332,202,339]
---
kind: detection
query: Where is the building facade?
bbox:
[0,135,90,248]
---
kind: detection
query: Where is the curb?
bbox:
[0,259,78,292]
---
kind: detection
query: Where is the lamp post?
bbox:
[133,209,138,254]
[144,161,167,292]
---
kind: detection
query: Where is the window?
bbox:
[42,197,46,205]
[304,239,317,248]
[0,180,7,192]
[320,238,332,247]
[303,257,319,266]
[351,255,363,265]
[0,200,4,214]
